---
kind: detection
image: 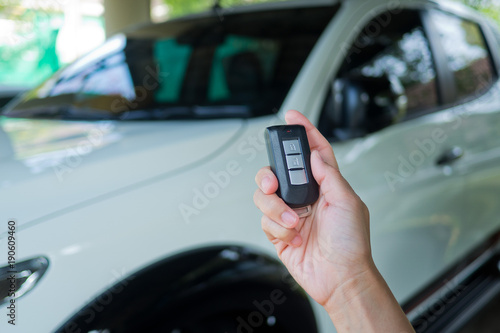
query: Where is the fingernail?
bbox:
[291,235,302,246]
[281,211,297,227]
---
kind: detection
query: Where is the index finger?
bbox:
[285,109,339,169]
[255,166,279,195]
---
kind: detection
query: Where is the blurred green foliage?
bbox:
[160,0,500,25]
[0,4,103,90]
[453,0,500,25]
[0,9,61,88]
[161,0,285,18]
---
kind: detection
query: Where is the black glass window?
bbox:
[321,10,438,140]
[5,6,339,120]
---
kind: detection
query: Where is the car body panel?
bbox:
[0,117,244,229]
[457,84,500,259]
[334,109,467,301]
[0,115,315,332]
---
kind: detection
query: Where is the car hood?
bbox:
[0,116,245,230]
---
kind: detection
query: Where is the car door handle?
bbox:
[0,257,49,306]
[436,147,464,166]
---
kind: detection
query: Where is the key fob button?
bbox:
[289,169,308,185]
[286,155,304,169]
[283,140,301,155]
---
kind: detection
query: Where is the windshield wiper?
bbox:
[4,103,253,121]
[3,105,119,121]
[118,105,252,120]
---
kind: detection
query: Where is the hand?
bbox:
[254,109,373,310]
[255,110,415,332]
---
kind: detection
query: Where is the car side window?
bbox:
[493,26,500,51]
[430,10,495,102]
[319,10,438,141]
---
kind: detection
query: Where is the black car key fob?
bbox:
[265,125,319,216]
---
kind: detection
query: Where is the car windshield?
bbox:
[3,5,339,121]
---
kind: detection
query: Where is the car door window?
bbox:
[430,10,495,102]
[320,10,438,141]
[492,25,500,52]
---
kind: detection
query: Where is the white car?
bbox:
[1,0,500,332]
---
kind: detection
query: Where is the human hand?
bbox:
[255,110,415,332]
[254,109,373,310]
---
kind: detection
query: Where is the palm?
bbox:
[272,193,371,307]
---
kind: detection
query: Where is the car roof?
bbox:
[124,0,341,38]
[122,0,484,40]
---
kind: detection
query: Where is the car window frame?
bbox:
[396,9,444,120]
[478,19,500,81]
[319,8,443,141]
[320,6,500,140]
[363,7,500,123]
[409,8,500,121]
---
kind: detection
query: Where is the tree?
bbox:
[453,0,500,25]
[159,0,500,25]
[161,0,282,18]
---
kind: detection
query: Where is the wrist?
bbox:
[324,261,414,333]
[324,260,380,316]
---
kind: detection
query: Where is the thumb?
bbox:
[311,150,352,202]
